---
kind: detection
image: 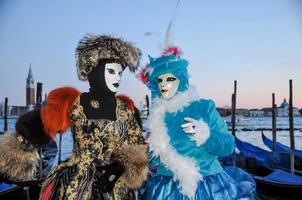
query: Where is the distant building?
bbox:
[277,98,288,117]
[236,109,249,117]
[262,108,272,117]
[277,98,301,117]
[217,107,231,117]
[0,65,38,117]
[249,109,264,117]
[10,106,29,117]
[26,65,35,107]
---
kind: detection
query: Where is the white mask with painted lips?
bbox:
[158,73,180,100]
[104,63,123,93]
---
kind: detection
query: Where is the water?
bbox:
[1,117,302,161]
[224,116,302,129]
[223,116,302,150]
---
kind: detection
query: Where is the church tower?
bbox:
[26,64,35,107]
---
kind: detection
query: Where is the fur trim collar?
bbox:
[147,86,202,199]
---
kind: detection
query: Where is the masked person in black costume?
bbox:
[0,35,148,200]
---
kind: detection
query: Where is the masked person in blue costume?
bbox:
[139,47,256,200]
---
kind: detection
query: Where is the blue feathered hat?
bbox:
[139,47,189,98]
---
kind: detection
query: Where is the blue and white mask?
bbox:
[157,73,180,100]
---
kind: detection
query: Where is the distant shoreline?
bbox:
[0,116,19,119]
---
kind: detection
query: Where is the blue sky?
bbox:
[0,0,301,109]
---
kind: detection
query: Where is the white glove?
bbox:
[181,117,210,146]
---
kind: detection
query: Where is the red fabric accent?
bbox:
[41,87,80,138]
[40,181,55,200]
[116,95,135,113]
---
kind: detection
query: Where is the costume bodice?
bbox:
[43,94,146,200]
[67,95,143,166]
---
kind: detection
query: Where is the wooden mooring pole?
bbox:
[272,93,276,152]
[288,80,295,173]
[4,97,8,132]
[36,82,43,109]
[145,95,150,117]
[36,82,44,179]
[231,80,237,166]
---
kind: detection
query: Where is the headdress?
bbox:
[76,34,141,81]
[139,47,189,98]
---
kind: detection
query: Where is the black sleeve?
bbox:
[16,108,52,147]
[133,106,142,129]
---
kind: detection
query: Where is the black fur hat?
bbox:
[76,34,142,81]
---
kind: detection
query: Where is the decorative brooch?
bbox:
[90,99,101,109]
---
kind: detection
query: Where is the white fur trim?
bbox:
[152,86,200,113]
[147,86,202,199]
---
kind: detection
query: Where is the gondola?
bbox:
[221,136,302,171]
[0,179,43,200]
[253,167,302,200]
[221,137,302,200]
[262,132,302,158]
[261,132,302,157]
[220,137,274,169]
[261,132,302,171]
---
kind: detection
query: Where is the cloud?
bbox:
[144,31,161,37]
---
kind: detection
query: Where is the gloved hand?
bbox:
[97,162,125,193]
[181,117,210,146]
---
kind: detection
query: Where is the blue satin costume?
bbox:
[141,52,256,200]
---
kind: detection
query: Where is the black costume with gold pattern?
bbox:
[0,34,147,200]
[41,96,146,200]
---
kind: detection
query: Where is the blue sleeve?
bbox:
[203,100,235,156]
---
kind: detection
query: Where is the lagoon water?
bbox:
[1,117,302,162]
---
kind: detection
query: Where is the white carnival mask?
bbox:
[157,73,180,100]
[104,63,123,92]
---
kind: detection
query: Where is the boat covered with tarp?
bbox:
[220,137,302,199]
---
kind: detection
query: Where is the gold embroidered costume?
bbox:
[40,96,147,200]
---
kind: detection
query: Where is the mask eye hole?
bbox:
[167,77,176,81]
[118,71,122,76]
[158,78,162,83]
[107,68,115,74]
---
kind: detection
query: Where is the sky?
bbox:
[0,0,301,109]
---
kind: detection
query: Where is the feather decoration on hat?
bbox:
[163,46,183,56]
[162,0,181,52]
[138,65,149,84]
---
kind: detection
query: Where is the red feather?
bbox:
[163,47,183,56]
[138,66,149,84]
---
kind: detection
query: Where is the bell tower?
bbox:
[26,64,35,107]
